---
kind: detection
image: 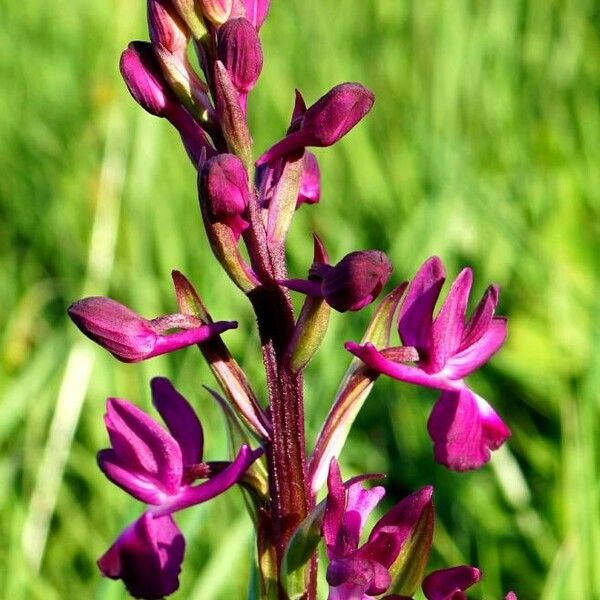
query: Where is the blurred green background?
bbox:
[1,0,599,598]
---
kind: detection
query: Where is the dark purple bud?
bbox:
[120,42,175,117]
[200,153,250,239]
[217,18,263,94]
[68,296,236,362]
[257,83,374,165]
[199,0,233,24]
[148,0,189,55]
[297,151,320,205]
[321,250,393,312]
[97,512,185,600]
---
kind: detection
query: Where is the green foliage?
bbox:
[1,0,599,598]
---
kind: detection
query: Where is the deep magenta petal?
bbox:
[324,459,347,551]
[427,389,510,471]
[98,449,166,504]
[342,481,385,551]
[152,444,263,516]
[297,151,321,205]
[398,256,445,352]
[150,320,238,357]
[459,284,499,350]
[98,513,185,599]
[422,565,481,600]
[151,377,204,466]
[344,342,452,391]
[429,268,473,372]
[242,0,270,29]
[444,317,507,379]
[104,398,183,496]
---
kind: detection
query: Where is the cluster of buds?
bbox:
[66,0,519,598]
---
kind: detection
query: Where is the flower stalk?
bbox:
[66,2,518,599]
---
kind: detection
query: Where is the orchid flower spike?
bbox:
[281,244,393,313]
[256,82,375,166]
[346,256,510,471]
[97,378,262,597]
[68,296,237,362]
[323,459,434,600]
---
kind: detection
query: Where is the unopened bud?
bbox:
[217,18,263,94]
[199,0,233,24]
[148,0,189,55]
[320,250,392,312]
[68,296,236,362]
[200,154,250,239]
[257,83,375,166]
[120,42,174,117]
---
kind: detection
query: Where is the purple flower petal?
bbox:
[242,0,270,29]
[98,512,185,600]
[398,257,445,352]
[342,481,385,551]
[444,317,507,379]
[151,320,238,358]
[152,444,263,516]
[327,556,391,597]
[427,388,510,471]
[323,458,347,551]
[459,284,499,350]
[151,377,204,466]
[422,565,481,600]
[429,268,472,372]
[344,342,453,391]
[363,486,433,570]
[505,592,518,600]
[98,449,167,504]
[297,151,321,205]
[103,398,183,497]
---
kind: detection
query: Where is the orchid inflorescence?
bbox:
[68,0,517,598]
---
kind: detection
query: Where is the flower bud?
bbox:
[199,0,233,24]
[297,151,320,205]
[217,18,263,93]
[120,42,175,117]
[68,296,237,362]
[303,83,374,145]
[256,83,374,166]
[200,154,250,239]
[98,513,185,600]
[320,250,393,312]
[147,0,189,55]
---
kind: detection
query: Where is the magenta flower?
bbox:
[323,460,433,600]
[282,248,392,313]
[68,296,237,362]
[98,377,261,512]
[97,512,184,600]
[346,256,510,470]
[420,566,517,600]
[256,83,375,166]
[97,378,262,597]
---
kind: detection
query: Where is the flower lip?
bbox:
[97,512,185,600]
